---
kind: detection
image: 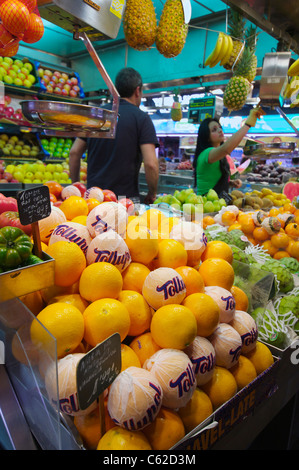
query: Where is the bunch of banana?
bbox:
[282,76,299,99]
[287,57,299,77]
[205,32,233,68]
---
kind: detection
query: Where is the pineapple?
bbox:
[223,75,251,111]
[242,25,259,82]
[123,0,157,51]
[224,9,246,70]
[171,88,182,121]
[155,0,188,58]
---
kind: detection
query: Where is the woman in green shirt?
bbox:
[193,107,264,196]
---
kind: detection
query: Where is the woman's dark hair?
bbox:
[115,67,143,98]
[193,117,222,187]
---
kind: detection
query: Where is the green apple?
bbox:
[14,77,23,86]
[3,58,13,66]
[25,171,34,180]
[24,62,33,72]
[203,201,215,213]
[27,74,36,84]
[3,75,13,84]
[13,171,24,182]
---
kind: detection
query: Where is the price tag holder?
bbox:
[76,333,121,411]
[17,185,51,258]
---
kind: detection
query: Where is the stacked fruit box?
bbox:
[35,61,85,99]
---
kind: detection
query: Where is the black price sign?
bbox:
[76,333,121,411]
[17,185,51,225]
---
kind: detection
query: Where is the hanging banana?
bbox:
[220,35,233,66]
[205,32,224,67]
[287,57,299,77]
[210,33,229,67]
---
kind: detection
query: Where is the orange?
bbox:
[47,293,89,314]
[286,240,299,258]
[150,304,197,350]
[273,250,290,260]
[158,216,181,235]
[178,388,213,433]
[198,258,235,290]
[140,208,166,230]
[200,240,233,264]
[155,238,188,269]
[182,293,220,337]
[125,224,159,265]
[269,208,280,217]
[230,285,249,312]
[175,265,205,296]
[118,290,152,336]
[30,302,85,358]
[201,366,238,409]
[230,355,257,390]
[129,332,161,367]
[261,240,279,257]
[239,215,255,234]
[71,215,87,225]
[253,226,269,242]
[285,222,299,240]
[271,232,290,249]
[97,426,152,450]
[121,262,150,294]
[44,180,63,198]
[86,197,101,213]
[283,203,296,213]
[228,222,242,232]
[83,298,130,347]
[245,341,274,375]
[142,408,185,450]
[59,195,89,220]
[46,241,86,287]
[221,210,237,226]
[120,344,141,371]
[202,215,215,230]
[74,401,114,450]
[79,262,123,303]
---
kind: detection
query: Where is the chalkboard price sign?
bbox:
[76,333,121,411]
[17,185,51,225]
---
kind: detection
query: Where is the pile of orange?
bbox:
[17,199,277,451]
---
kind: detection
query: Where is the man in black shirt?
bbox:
[69,67,159,204]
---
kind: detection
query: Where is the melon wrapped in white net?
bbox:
[229,310,258,354]
[209,323,242,369]
[170,221,207,267]
[49,221,92,256]
[205,286,236,323]
[107,366,163,430]
[143,348,196,408]
[142,267,186,310]
[86,230,131,271]
[86,201,128,238]
[184,336,216,386]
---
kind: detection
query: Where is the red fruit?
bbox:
[22,12,44,43]
[0,196,18,214]
[73,181,86,197]
[118,198,135,215]
[102,189,117,202]
[0,210,32,235]
[19,0,36,12]
[0,24,14,47]
[3,171,13,181]
[0,0,30,37]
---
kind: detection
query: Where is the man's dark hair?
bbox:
[115,67,143,98]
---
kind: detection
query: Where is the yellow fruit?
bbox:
[46,240,87,287]
[150,303,197,350]
[201,366,238,409]
[121,262,150,294]
[107,367,163,430]
[199,258,235,290]
[83,298,130,347]
[118,290,151,337]
[178,388,213,433]
[125,224,159,265]
[47,293,89,313]
[30,303,84,358]
[59,195,89,220]
[79,262,123,302]
[182,292,220,337]
[221,211,237,226]
[155,238,188,269]
[120,344,141,371]
[142,267,186,310]
[144,348,196,408]
[74,402,114,450]
[201,240,233,264]
[175,265,205,296]
[129,332,161,367]
[245,341,274,375]
[97,426,152,450]
[140,208,166,230]
[71,215,87,225]
[230,285,249,312]
[230,355,257,390]
[143,407,185,450]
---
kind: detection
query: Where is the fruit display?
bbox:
[38,136,73,160]
[244,162,299,186]
[8,194,281,451]
[230,187,291,210]
[0,55,36,88]
[0,95,30,125]
[153,188,227,215]
[3,160,72,185]
[0,132,41,159]
[36,62,84,98]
